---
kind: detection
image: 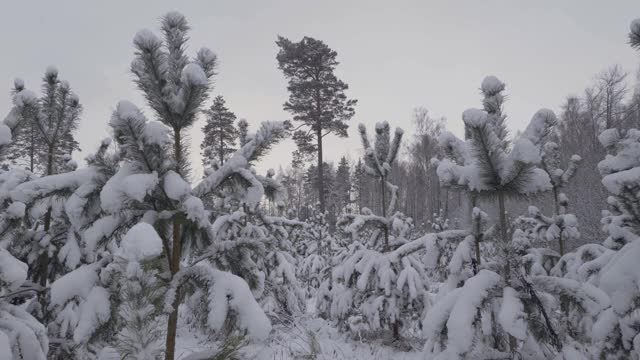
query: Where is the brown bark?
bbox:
[165,130,184,360]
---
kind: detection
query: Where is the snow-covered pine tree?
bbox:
[1,68,82,290]
[276,36,357,215]
[200,95,239,167]
[258,212,307,319]
[47,107,285,358]
[0,248,48,360]
[322,122,443,342]
[44,13,286,360]
[297,205,333,296]
[425,206,494,286]
[0,108,48,360]
[524,110,582,255]
[0,137,116,359]
[436,76,552,276]
[427,77,599,357]
[126,12,217,359]
[3,70,81,175]
[581,127,640,358]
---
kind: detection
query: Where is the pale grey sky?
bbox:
[0,0,638,176]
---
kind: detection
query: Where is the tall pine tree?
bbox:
[276,36,356,214]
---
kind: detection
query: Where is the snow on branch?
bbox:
[165,264,271,340]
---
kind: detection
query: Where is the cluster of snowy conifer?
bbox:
[1,12,640,360]
[0,12,299,360]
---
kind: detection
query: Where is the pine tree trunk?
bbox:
[36,147,55,287]
[497,192,517,352]
[552,187,565,256]
[471,194,481,267]
[29,125,35,173]
[165,130,183,360]
[392,319,400,340]
[316,125,325,215]
[219,130,224,165]
[444,189,449,221]
[164,219,181,360]
[497,193,510,280]
[381,177,389,251]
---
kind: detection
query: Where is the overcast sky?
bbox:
[0,0,638,176]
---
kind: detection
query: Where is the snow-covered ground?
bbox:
[175,298,423,360]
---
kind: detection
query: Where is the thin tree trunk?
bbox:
[219,130,224,165]
[317,126,325,214]
[381,177,388,251]
[165,130,183,360]
[36,147,55,287]
[471,194,481,268]
[552,187,565,256]
[444,189,449,222]
[498,193,510,280]
[497,192,517,351]
[29,125,35,173]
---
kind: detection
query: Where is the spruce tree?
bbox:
[352,159,370,213]
[200,95,238,167]
[334,156,351,213]
[276,36,357,214]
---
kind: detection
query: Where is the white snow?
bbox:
[5,201,25,219]
[122,172,158,202]
[498,287,527,340]
[445,270,501,355]
[0,124,11,146]
[166,265,272,340]
[523,108,556,145]
[481,75,505,94]
[144,120,170,146]
[50,263,101,307]
[14,89,37,107]
[0,248,28,292]
[58,231,82,269]
[181,63,208,86]
[164,170,191,200]
[133,29,162,48]
[598,239,640,315]
[73,286,111,343]
[462,108,488,128]
[120,223,163,262]
[598,128,620,148]
[510,138,541,164]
